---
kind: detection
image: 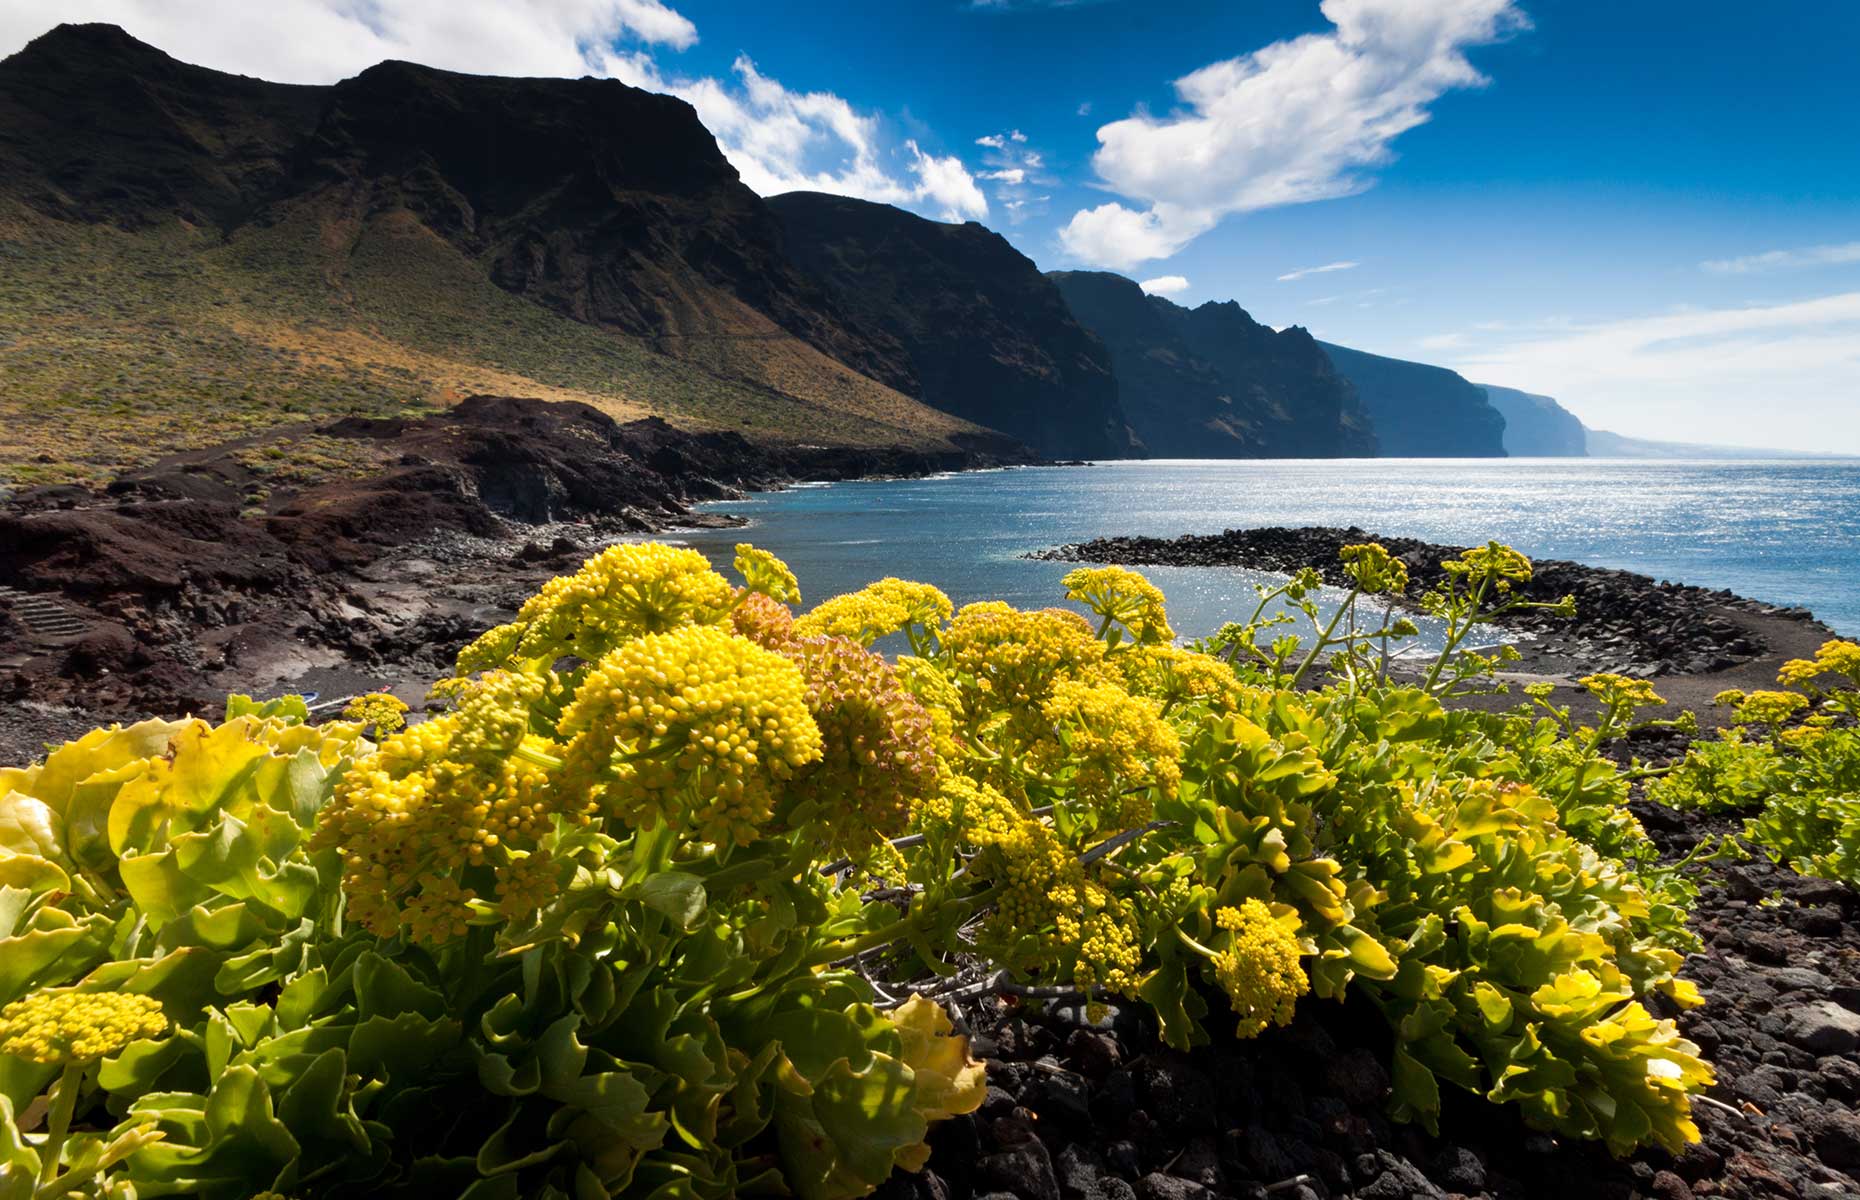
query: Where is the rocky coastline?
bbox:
[0,394,1033,759]
[1028,525,1838,723]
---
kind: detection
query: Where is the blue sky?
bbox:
[5,0,1858,450]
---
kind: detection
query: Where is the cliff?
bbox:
[1479,384,1588,456]
[0,23,998,484]
[770,193,1136,458]
[1317,342,1508,457]
[1049,272,1375,458]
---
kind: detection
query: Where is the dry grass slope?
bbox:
[0,199,987,488]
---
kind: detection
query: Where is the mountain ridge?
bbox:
[1049,271,1376,458]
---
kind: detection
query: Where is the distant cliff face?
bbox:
[1,23,999,460]
[1317,342,1507,457]
[770,193,1135,459]
[1479,384,1587,457]
[1049,272,1375,458]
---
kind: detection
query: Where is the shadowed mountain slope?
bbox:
[1317,341,1508,457]
[769,193,1136,459]
[1049,271,1375,458]
[0,24,1007,485]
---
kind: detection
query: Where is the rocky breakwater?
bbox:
[0,395,1031,751]
[1029,526,1831,684]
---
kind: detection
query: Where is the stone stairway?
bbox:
[0,586,87,639]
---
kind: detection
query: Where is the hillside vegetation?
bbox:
[0,26,989,488]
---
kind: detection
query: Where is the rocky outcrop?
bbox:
[1318,342,1507,457]
[770,193,1136,459]
[1029,525,1826,679]
[0,396,1031,718]
[1049,272,1375,458]
[1480,384,1587,456]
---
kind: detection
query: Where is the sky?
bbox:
[4,0,1858,451]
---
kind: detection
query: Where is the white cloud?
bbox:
[1277,260,1360,282]
[1139,275,1190,295]
[1,0,695,84]
[1060,0,1525,269]
[1448,292,1860,451]
[1077,101,1093,117]
[972,129,1050,224]
[4,2,986,223]
[584,50,990,221]
[1701,241,1860,275]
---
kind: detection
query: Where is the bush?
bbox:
[0,540,1715,1197]
[1652,639,1860,884]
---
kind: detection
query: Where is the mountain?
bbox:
[768,193,1135,459]
[1049,272,1376,458]
[0,24,1009,487]
[1479,384,1587,456]
[1316,343,1507,457]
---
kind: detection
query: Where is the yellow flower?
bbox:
[1442,541,1534,584]
[457,543,736,671]
[1578,673,1665,712]
[1062,565,1175,644]
[734,543,801,605]
[1339,543,1410,594]
[558,625,823,847]
[795,579,953,646]
[1032,678,1181,826]
[1115,644,1251,712]
[1779,639,1860,690]
[1210,900,1308,1038]
[1732,690,1808,728]
[0,991,167,1064]
[342,692,409,735]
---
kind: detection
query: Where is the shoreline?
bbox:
[1028,524,1837,725]
[0,395,1037,761]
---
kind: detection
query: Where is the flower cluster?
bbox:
[343,692,409,735]
[0,990,168,1064]
[731,589,801,650]
[1579,673,1666,713]
[557,625,823,847]
[734,544,801,605]
[1779,639,1860,691]
[314,671,579,940]
[962,781,1142,995]
[1340,542,1410,594]
[1115,644,1250,712]
[1031,679,1180,827]
[941,603,1112,717]
[785,635,938,851]
[1724,689,1809,729]
[1210,900,1309,1038]
[1062,565,1176,644]
[458,543,737,671]
[794,579,953,647]
[1442,541,1534,585]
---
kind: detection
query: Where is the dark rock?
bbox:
[1427,1146,1487,1192]
[1133,1174,1213,1200]
[1354,1150,1447,1199]
[1807,1110,1860,1169]
[1791,907,1844,938]
[1784,1001,1860,1055]
[981,1140,1061,1200]
[1649,1171,1694,1200]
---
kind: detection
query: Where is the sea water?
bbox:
[677,458,1860,640]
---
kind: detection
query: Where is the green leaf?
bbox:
[632,872,708,932]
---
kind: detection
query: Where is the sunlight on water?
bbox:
[677,458,1860,639]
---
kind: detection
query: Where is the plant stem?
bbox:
[1289,585,1362,689]
[37,1062,84,1188]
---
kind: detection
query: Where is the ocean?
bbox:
[677,458,1860,640]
